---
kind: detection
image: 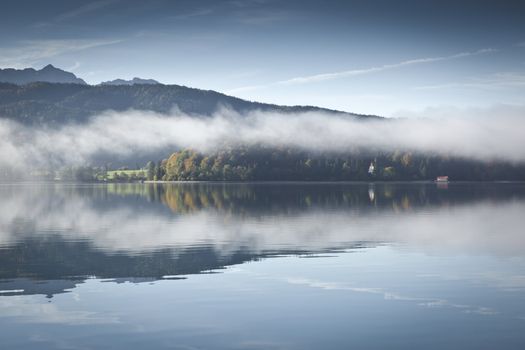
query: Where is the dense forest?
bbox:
[160,147,525,181]
[8,146,523,182]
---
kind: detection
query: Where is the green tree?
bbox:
[146,161,155,181]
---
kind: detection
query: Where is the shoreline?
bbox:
[1,180,525,186]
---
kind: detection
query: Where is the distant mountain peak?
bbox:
[100,77,161,86]
[0,64,86,85]
[42,64,57,70]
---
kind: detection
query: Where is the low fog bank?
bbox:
[0,184,525,256]
[0,104,524,169]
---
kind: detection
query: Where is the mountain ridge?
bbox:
[0,64,87,85]
[0,69,380,126]
[0,65,381,126]
[100,77,161,86]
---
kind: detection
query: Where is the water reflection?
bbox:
[2,183,525,349]
[0,182,524,298]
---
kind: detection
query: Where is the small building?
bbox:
[368,162,375,175]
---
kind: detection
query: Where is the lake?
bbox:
[1,182,525,349]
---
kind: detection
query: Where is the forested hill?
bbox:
[0,81,377,126]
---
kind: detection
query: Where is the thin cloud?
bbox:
[67,61,82,72]
[414,72,525,91]
[228,48,497,93]
[56,0,118,21]
[33,0,119,28]
[0,39,123,68]
[172,8,214,20]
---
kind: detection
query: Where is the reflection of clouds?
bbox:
[421,271,525,292]
[476,273,525,291]
[0,185,524,256]
[283,277,499,316]
[0,295,120,325]
[0,289,24,294]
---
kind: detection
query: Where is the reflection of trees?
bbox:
[160,183,421,215]
[102,182,525,215]
[162,184,256,214]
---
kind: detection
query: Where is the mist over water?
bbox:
[1,104,525,169]
[1,182,524,256]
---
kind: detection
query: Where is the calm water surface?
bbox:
[1,182,525,349]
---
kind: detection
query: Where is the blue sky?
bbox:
[1,0,524,116]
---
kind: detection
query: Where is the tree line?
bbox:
[161,146,525,181]
[3,146,524,182]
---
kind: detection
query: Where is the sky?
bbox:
[0,0,524,116]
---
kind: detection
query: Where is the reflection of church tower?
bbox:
[368,184,375,202]
[368,162,375,175]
